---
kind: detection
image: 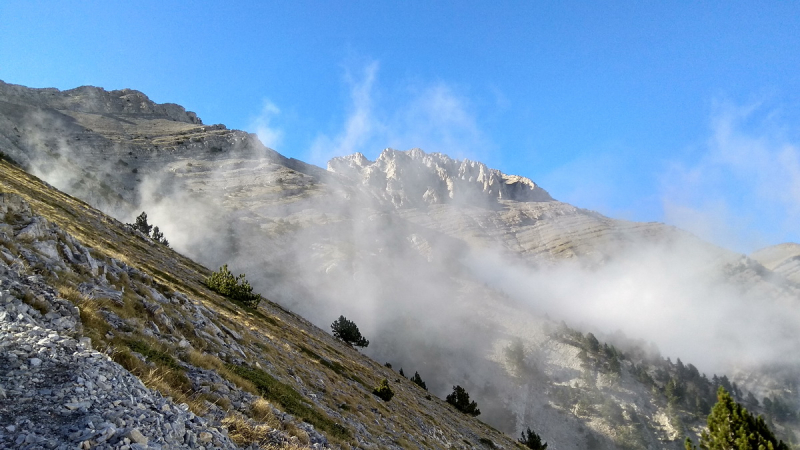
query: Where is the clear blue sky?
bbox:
[2,1,799,252]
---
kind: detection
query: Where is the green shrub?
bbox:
[206,265,261,308]
[372,379,394,402]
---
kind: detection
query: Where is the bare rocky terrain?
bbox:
[751,243,800,284]
[2,80,800,449]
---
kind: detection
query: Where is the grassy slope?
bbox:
[0,158,520,449]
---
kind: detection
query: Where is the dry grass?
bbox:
[58,284,112,341]
[109,345,209,415]
[251,398,282,429]
[284,423,310,445]
[222,413,275,448]
[262,444,311,450]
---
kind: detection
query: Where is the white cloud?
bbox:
[307,61,491,165]
[249,99,283,149]
[386,82,489,161]
[661,102,800,253]
[308,61,379,165]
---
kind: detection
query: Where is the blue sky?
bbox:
[2,1,799,252]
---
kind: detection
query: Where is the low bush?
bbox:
[372,379,394,402]
[206,265,261,308]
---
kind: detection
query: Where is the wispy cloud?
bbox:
[309,61,379,165]
[249,99,283,150]
[385,82,488,161]
[661,101,800,253]
[308,61,490,166]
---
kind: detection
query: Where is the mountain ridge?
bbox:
[328,148,553,208]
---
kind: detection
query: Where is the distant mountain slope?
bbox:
[751,243,800,284]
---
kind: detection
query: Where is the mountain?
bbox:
[2,80,800,449]
[751,243,800,284]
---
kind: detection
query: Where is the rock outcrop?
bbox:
[328,148,553,208]
[751,243,800,284]
[0,193,238,449]
[0,80,201,124]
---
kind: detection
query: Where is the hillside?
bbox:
[0,159,516,448]
[3,80,800,449]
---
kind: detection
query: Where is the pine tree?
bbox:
[685,387,788,450]
[151,226,163,242]
[151,226,169,246]
[585,332,600,353]
[133,211,152,235]
[411,371,427,390]
[519,427,548,450]
[446,385,480,416]
[129,212,169,246]
[205,264,261,308]
[330,316,369,348]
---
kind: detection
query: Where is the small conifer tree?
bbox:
[411,371,427,390]
[685,387,788,450]
[330,315,369,348]
[446,385,481,416]
[133,211,152,235]
[519,427,548,450]
[129,212,169,246]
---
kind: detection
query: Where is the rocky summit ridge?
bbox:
[0,80,201,124]
[328,149,553,208]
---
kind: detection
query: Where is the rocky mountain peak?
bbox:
[0,80,201,124]
[328,147,554,208]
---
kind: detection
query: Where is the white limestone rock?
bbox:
[328,148,553,208]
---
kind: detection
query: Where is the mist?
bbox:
[466,238,800,376]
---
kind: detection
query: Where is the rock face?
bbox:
[328,148,553,208]
[0,80,201,124]
[0,193,237,449]
[751,243,800,284]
